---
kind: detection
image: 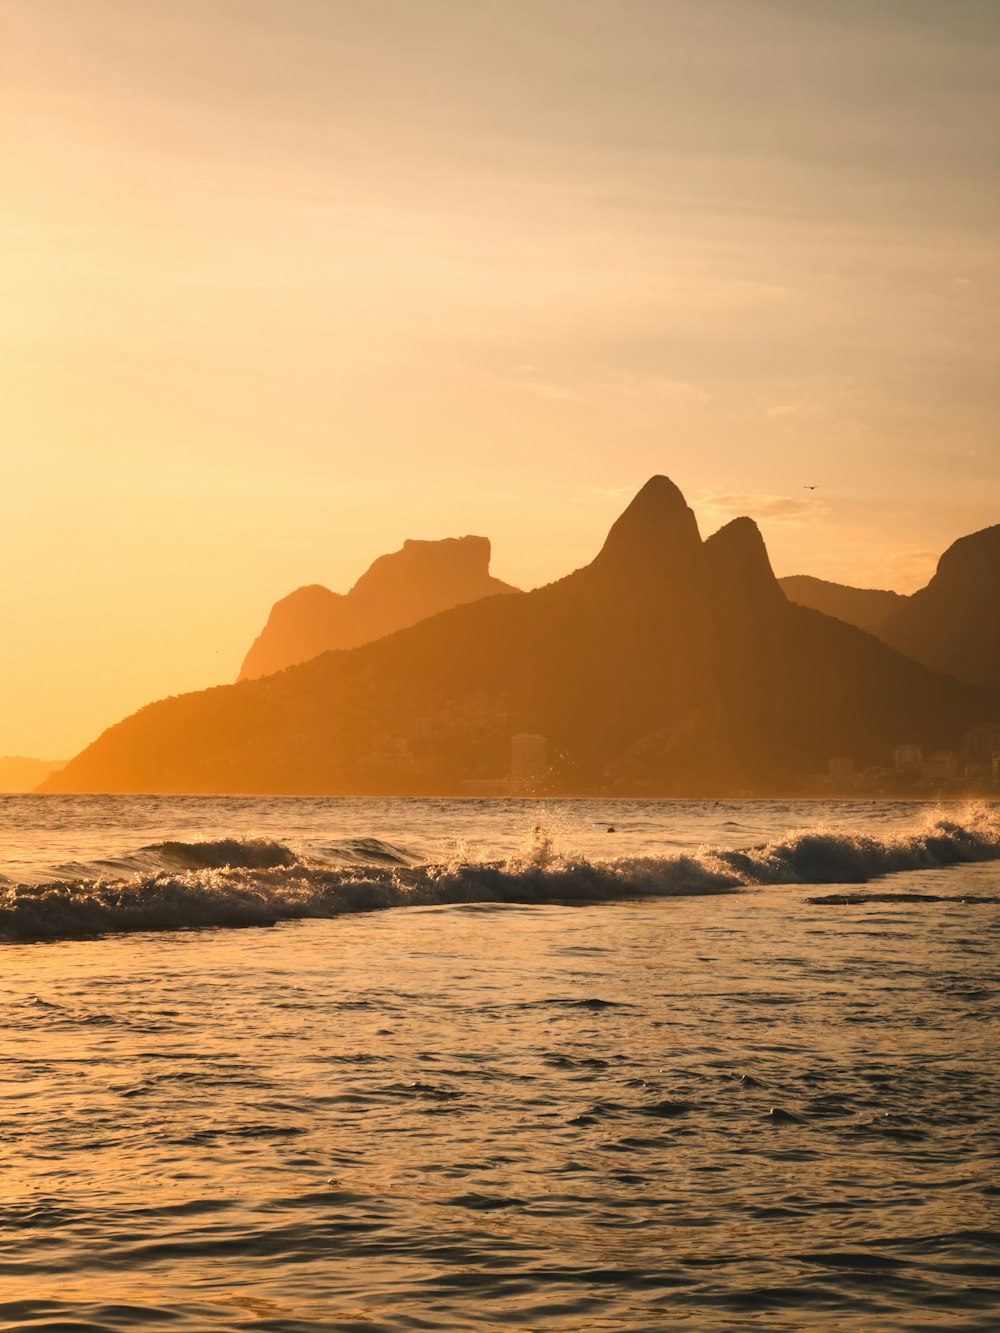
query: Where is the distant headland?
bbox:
[1,757,67,793]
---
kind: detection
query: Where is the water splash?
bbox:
[1,805,997,942]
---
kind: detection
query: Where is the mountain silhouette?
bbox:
[0,756,67,793]
[781,526,1000,684]
[40,478,989,796]
[779,575,906,631]
[240,535,518,679]
[876,524,1000,685]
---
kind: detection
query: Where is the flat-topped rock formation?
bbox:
[239,535,518,679]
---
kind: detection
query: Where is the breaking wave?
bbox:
[2,807,998,942]
[138,836,416,871]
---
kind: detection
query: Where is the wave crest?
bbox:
[142,837,303,871]
[1,805,997,942]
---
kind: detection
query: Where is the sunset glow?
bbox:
[3,0,999,757]
[3,9,1000,1332]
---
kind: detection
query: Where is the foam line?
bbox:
[1,807,997,941]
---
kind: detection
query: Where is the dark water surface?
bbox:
[1,798,998,1330]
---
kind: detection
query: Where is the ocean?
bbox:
[1,796,998,1331]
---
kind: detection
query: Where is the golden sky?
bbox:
[2,0,999,758]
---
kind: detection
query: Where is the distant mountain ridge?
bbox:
[876,524,1000,686]
[41,477,990,797]
[778,575,906,632]
[239,535,518,680]
[781,524,1000,685]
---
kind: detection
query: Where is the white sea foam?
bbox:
[1,805,998,940]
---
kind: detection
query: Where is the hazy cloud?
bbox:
[696,492,831,524]
[511,368,710,411]
[571,486,638,505]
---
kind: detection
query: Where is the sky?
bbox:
[2,0,999,758]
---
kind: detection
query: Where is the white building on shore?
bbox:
[893,744,922,771]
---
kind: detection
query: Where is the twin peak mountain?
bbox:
[43,477,993,795]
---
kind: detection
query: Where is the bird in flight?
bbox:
[803,485,818,490]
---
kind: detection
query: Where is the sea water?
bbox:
[1,796,998,1330]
